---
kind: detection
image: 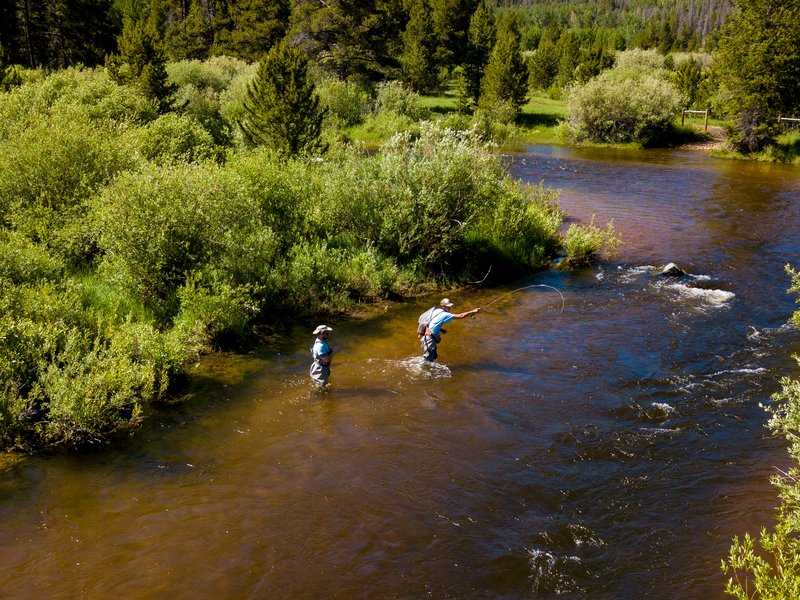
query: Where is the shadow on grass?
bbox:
[426,104,458,116]
[517,112,562,128]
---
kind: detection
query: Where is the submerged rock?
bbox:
[659,262,686,277]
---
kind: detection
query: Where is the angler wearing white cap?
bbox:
[310,325,339,387]
[417,298,481,362]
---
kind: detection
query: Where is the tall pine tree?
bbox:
[106,19,177,112]
[400,0,437,92]
[478,15,528,121]
[463,0,495,103]
[163,0,214,60]
[240,41,327,157]
[288,0,404,81]
[715,0,800,152]
[212,0,289,61]
[431,0,476,72]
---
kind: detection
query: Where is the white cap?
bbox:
[313,325,333,335]
[440,298,454,307]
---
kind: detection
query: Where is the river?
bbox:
[1,146,799,599]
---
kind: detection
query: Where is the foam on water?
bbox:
[658,281,736,308]
[394,356,452,379]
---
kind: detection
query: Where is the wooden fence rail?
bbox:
[682,109,710,130]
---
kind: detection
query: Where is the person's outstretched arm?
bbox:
[454,307,481,319]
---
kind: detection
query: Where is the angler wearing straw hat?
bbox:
[418,298,481,362]
[310,325,340,387]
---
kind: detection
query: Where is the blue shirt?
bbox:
[312,339,332,362]
[427,309,455,335]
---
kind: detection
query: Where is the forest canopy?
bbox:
[1,0,732,71]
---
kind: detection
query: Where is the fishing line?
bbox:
[480,283,565,314]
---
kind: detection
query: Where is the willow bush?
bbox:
[560,216,621,268]
[319,124,560,278]
[123,112,219,164]
[0,278,186,451]
[566,49,685,145]
[90,161,264,309]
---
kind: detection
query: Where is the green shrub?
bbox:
[566,72,684,145]
[224,149,315,244]
[0,67,155,142]
[613,48,667,73]
[0,113,136,268]
[372,80,429,120]
[0,232,65,284]
[172,272,260,351]
[167,56,249,92]
[91,161,260,309]
[125,112,219,163]
[0,280,185,451]
[560,216,620,268]
[0,116,134,218]
[317,77,372,127]
[564,48,686,145]
[168,57,251,145]
[478,181,563,268]
[362,110,420,139]
[281,240,352,314]
[279,240,396,313]
[319,123,562,279]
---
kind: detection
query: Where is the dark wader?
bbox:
[418,307,444,362]
[421,331,441,362]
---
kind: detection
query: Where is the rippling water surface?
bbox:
[1,147,799,599]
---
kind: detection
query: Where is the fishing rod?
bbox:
[478,283,565,315]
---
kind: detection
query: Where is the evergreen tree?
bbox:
[239,41,327,157]
[573,46,615,84]
[478,15,528,121]
[54,0,119,67]
[556,29,581,87]
[0,3,20,63]
[0,0,118,68]
[673,55,704,107]
[430,0,476,72]
[164,0,214,60]
[400,0,437,92]
[213,0,289,61]
[12,0,48,67]
[528,38,559,91]
[288,0,404,82]
[714,0,800,152]
[106,19,177,112]
[463,0,495,102]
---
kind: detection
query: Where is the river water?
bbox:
[1,146,799,599]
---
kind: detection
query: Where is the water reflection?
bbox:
[1,148,799,599]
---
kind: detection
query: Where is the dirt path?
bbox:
[680,125,725,151]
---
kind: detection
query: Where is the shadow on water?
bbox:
[1,148,799,600]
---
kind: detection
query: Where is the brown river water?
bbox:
[1,146,800,599]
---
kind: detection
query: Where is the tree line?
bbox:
[1,0,732,73]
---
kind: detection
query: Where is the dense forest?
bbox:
[1,0,732,71]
